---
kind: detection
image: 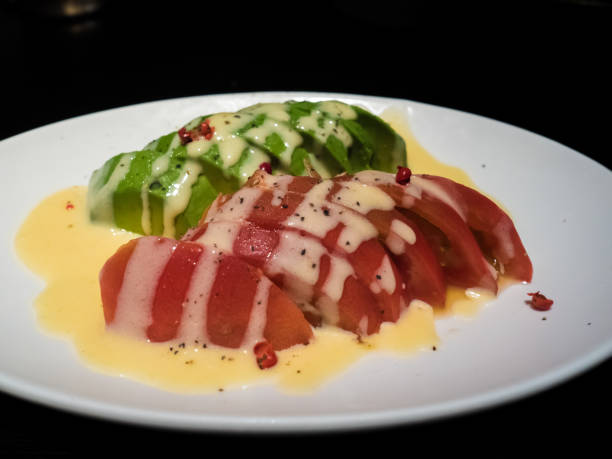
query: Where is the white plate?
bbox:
[1,92,611,433]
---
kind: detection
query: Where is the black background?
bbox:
[1,0,610,455]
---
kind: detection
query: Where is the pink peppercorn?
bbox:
[178,127,192,145]
[396,166,412,185]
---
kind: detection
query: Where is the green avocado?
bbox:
[87,100,407,238]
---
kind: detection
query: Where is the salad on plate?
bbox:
[16,99,533,391]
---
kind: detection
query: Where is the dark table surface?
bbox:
[1,0,610,455]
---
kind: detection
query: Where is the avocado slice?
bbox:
[87,100,408,238]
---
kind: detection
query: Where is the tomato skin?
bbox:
[101,171,533,355]
[204,256,313,349]
[344,236,403,322]
[99,239,138,324]
[336,275,383,335]
[365,208,447,308]
[205,255,267,348]
[147,241,203,342]
[401,199,498,293]
[219,171,532,298]
[419,175,533,282]
[189,221,385,336]
[314,252,382,335]
[264,286,313,349]
[333,173,500,293]
[232,177,446,309]
[233,223,280,269]
[100,236,313,350]
[208,184,405,321]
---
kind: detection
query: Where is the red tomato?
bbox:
[191,221,385,336]
[100,237,313,350]
[231,177,445,309]
[366,208,447,308]
[99,238,138,324]
[147,241,203,342]
[102,171,533,358]
[334,173,500,293]
[211,187,404,323]
[419,175,533,282]
[401,199,498,293]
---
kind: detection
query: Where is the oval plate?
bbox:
[1,92,611,432]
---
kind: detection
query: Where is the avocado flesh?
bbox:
[87,100,407,238]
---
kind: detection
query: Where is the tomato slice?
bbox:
[189,221,385,336]
[147,240,203,341]
[405,193,498,292]
[99,238,138,324]
[416,175,533,282]
[100,236,313,350]
[205,253,313,349]
[102,170,532,352]
[333,172,500,293]
[230,222,386,335]
[227,176,446,308]
[199,184,404,322]
[365,208,447,307]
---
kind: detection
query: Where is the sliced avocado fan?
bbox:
[87,100,407,238]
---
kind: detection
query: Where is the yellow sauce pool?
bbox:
[14,110,496,394]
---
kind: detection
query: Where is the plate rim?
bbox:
[1,337,611,433]
[2,90,609,175]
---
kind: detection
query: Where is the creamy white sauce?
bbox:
[140,149,174,234]
[88,153,135,222]
[492,219,515,259]
[206,187,262,223]
[319,101,358,120]
[351,170,395,186]
[410,176,466,220]
[244,118,303,166]
[151,151,172,176]
[239,102,291,122]
[292,100,358,149]
[186,112,252,168]
[332,181,396,213]
[271,186,286,207]
[240,276,272,348]
[335,215,378,254]
[274,179,378,252]
[296,112,353,148]
[162,160,202,237]
[305,154,334,179]
[195,221,240,254]
[390,219,416,245]
[141,135,181,235]
[176,249,219,343]
[285,182,338,239]
[321,257,354,302]
[385,232,405,256]
[351,170,424,207]
[261,173,294,190]
[268,231,325,288]
[112,237,175,339]
[373,255,396,295]
[236,147,271,181]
